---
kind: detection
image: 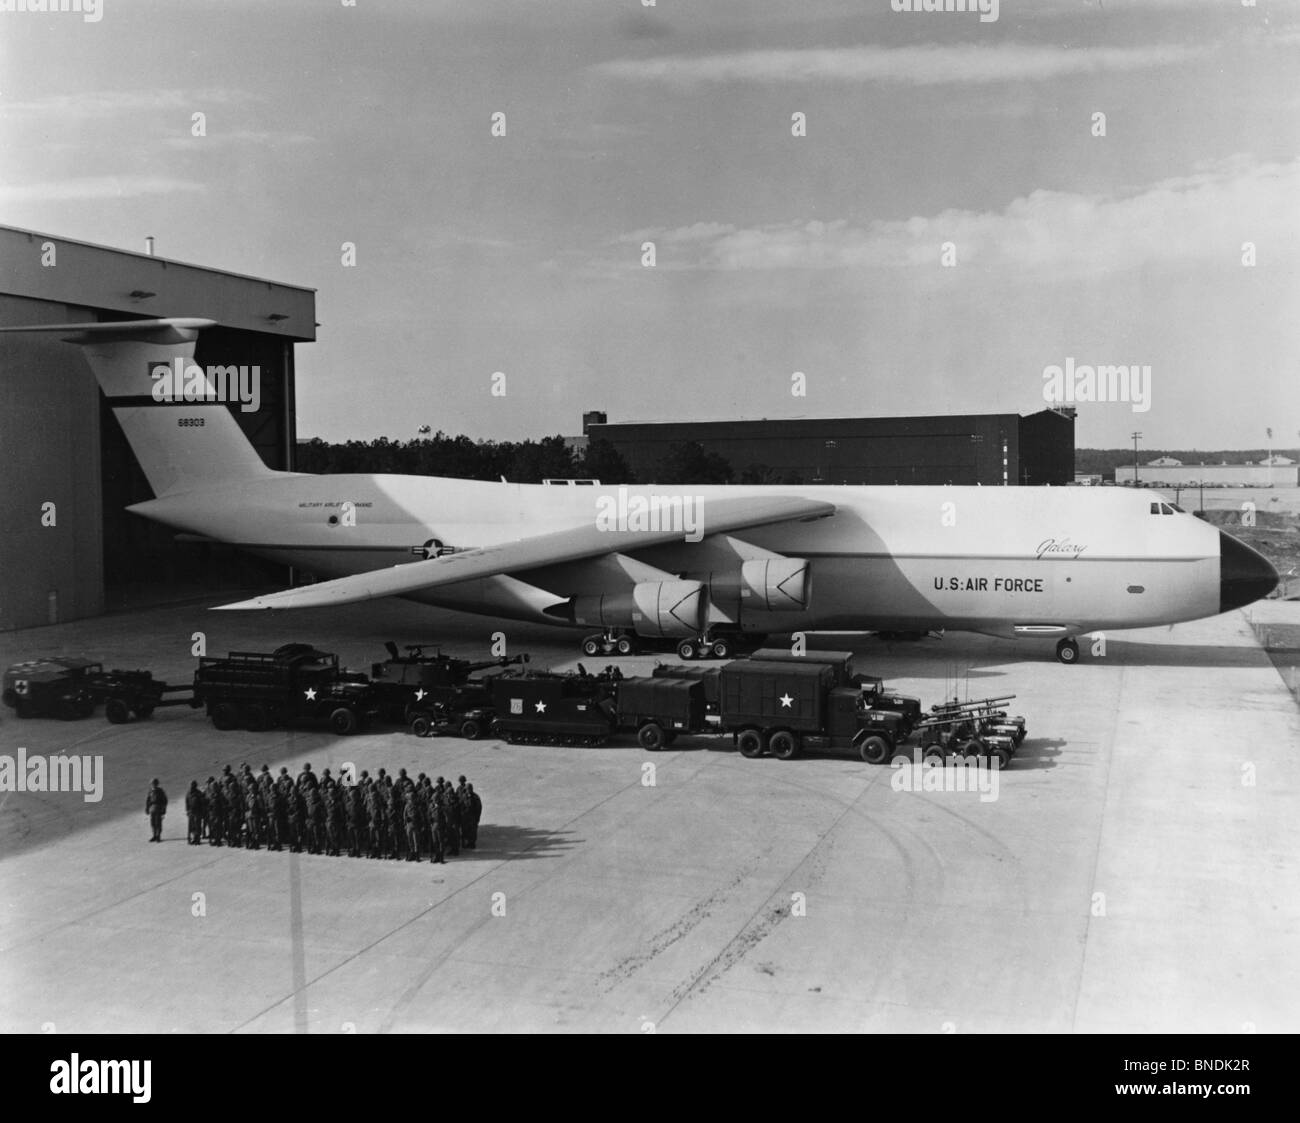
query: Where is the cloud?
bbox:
[159,129,317,150]
[0,176,206,202]
[594,42,1211,87]
[0,88,257,120]
[621,156,1300,277]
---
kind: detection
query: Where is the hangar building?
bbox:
[586,408,1074,487]
[0,225,315,632]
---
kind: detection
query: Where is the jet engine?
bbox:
[739,558,810,611]
[568,580,706,637]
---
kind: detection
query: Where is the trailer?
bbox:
[194,643,379,734]
[93,669,195,724]
[616,675,710,749]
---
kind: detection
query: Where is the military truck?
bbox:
[193,643,378,734]
[717,659,904,763]
[749,648,923,737]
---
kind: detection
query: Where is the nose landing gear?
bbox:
[1055,637,1080,664]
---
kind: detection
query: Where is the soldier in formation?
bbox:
[181,762,484,862]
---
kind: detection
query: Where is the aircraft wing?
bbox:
[216,494,835,610]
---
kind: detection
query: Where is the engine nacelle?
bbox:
[570,580,706,637]
[740,558,810,611]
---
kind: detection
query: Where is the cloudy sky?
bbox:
[2,0,1298,450]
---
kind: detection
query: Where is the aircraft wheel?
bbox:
[710,638,731,659]
[737,729,765,758]
[859,735,890,765]
[769,730,799,760]
[676,639,697,660]
[615,636,634,656]
[1055,638,1080,664]
[105,698,131,725]
[460,718,483,741]
[638,722,666,751]
[211,703,239,731]
[582,637,602,657]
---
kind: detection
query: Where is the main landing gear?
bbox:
[1055,637,1080,665]
[580,631,636,658]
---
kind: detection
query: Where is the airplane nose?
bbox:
[1219,530,1278,612]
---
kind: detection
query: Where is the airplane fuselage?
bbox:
[133,475,1245,640]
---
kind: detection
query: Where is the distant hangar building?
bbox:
[0,225,314,632]
[585,408,1075,487]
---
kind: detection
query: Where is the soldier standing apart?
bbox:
[185,780,204,845]
[146,778,168,842]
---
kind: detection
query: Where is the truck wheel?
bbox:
[638,722,666,751]
[676,639,697,660]
[582,637,601,657]
[57,697,85,721]
[990,746,1012,770]
[490,719,505,739]
[243,705,270,732]
[961,739,984,759]
[710,638,731,659]
[460,718,483,741]
[858,735,890,765]
[105,698,131,725]
[615,636,634,656]
[14,699,33,719]
[211,703,239,731]
[769,730,799,760]
[410,714,432,737]
[737,729,765,758]
[923,746,946,766]
[329,707,358,735]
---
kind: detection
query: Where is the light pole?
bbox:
[1131,431,1142,487]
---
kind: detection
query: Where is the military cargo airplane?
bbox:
[2,318,1278,663]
